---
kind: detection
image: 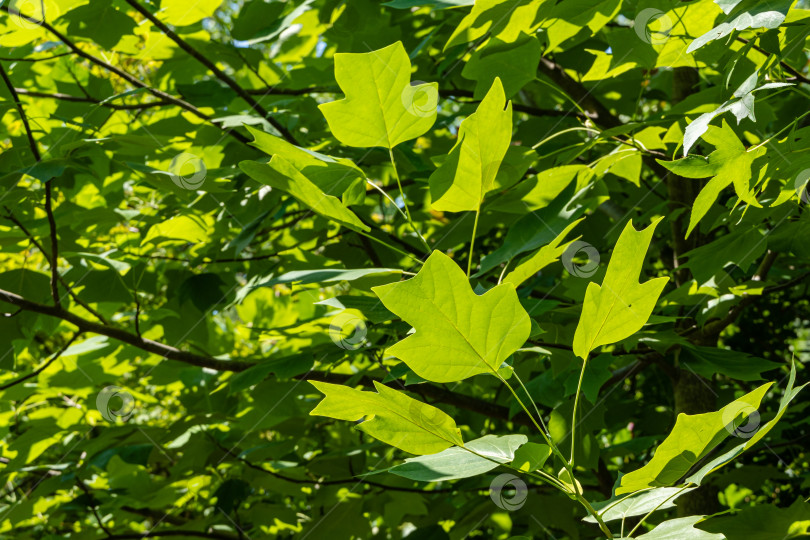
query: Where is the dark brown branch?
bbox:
[4,206,108,324]
[0,287,541,425]
[5,208,108,324]
[76,478,113,537]
[735,36,810,84]
[44,182,61,307]
[0,288,254,372]
[762,270,810,294]
[0,61,62,306]
[0,52,72,62]
[123,0,298,145]
[208,435,455,493]
[15,88,172,110]
[101,531,237,540]
[536,58,621,129]
[0,62,41,161]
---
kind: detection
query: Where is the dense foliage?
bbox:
[1,0,810,538]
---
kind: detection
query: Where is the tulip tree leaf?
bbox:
[503,218,583,286]
[245,126,365,197]
[318,41,438,149]
[663,123,765,237]
[573,218,669,360]
[699,499,810,540]
[158,0,223,26]
[510,442,552,472]
[461,33,542,99]
[309,380,463,455]
[685,363,807,487]
[239,156,370,233]
[372,251,531,383]
[617,383,772,495]
[388,434,527,482]
[444,0,547,50]
[429,77,512,213]
[688,0,793,53]
[585,486,697,524]
[636,516,725,540]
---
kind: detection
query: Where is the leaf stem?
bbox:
[467,208,480,277]
[750,109,810,151]
[570,357,587,466]
[496,373,555,449]
[626,483,693,538]
[357,230,423,266]
[497,259,511,284]
[510,371,552,441]
[388,147,430,252]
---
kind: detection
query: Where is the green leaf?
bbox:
[461,33,542,99]
[245,126,365,199]
[617,383,772,495]
[681,227,767,284]
[316,296,396,323]
[685,362,807,486]
[158,0,222,26]
[679,344,780,381]
[699,499,810,540]
[573,218,669,360]
[682,78,791,156]
[239,156,370,232]
[478,173,590,275]
[318,41,438,149]
[309,380,463,455]
[635,515,724,540]
[688,0,793,53]
[259,268,402,287]
[444,0,546,50]
[142,215,209,246]
[429,77,512,213]
[64,3,135,48]
[372,251,531,383]
[388,434,527,482]
[539,0,622,52]
[584,486,696,523]
[383,0,474,7]
[510,441,551,472]
[503,218,583,286]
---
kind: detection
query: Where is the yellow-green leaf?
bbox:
[372,251,530,383]
[429,77,512,213]
[318,41,438,149]
[617,383,772,495]
[239,156,370,233]
[309,380,463,455]
[503,219,583,286]
[572,218,668,360]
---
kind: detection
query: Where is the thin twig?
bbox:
[0,5,252,146]
[123,0,298,145]
[0,333,82,391]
